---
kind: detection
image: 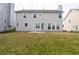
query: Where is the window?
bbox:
[33,14,36,18]
[4,20,6,23]
[56,24,60,30]
[75,25,78,30]
[59,14,62,18]
[17,23,18,26]
[73,26,74,29]
[69,20,71,23]
[4,27,7,31]
[57,26,60,30]
[25,23,28,27]
[48,23,51,30]
[63,25,64,27]
[39,14,41,16]
[52,25,55,30]
[23,15,26,18]
[36,23,40,29]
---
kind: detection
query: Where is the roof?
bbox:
[15,10,63,13]
[64,9,79,20]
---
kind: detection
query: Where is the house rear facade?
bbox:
[64,9,79,31]
[15,6,63,32]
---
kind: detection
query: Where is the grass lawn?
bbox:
[0,32,79,55]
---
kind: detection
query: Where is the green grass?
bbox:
[0,32,79,55]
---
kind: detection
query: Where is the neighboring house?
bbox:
[64,9,79,31]
[0,3,15,32]
[15,5,63,32]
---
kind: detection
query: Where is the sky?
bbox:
[0,0,79,18]
[14,3,79,18]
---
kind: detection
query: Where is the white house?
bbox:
[0,3,15,32]
[64,9,79,31]
[15,5,63,32]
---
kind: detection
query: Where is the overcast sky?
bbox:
[0,0,79,18]
[14,3,79,18]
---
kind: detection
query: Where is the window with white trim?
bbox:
[75,25,78,30]
[33,14,36,18]
[57,24,60,30]
[23,13,26,18]
[23,15,26,18]
[48,23,51,30]
[17,23,18,26]
[69,20,71,23]
[52,25,55,30]
[36,23,40,29]
[25,23,28,27]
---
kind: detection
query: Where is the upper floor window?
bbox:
[39,14,41,16]
[33,14,36,18]
[23,15,26,18]
[69,20,71,23]
[23,13,26,18]
[59,14,62,18]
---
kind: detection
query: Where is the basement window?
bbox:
[25,23,28,27]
